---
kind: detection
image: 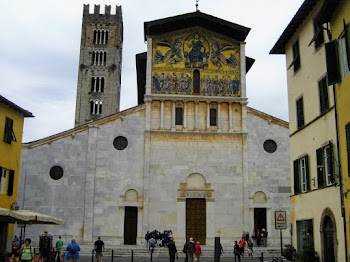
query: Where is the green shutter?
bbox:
[325,40,341,85]
[343,20,350,70]
[316,148,324,188]
[294,160,300,194]
[305,155,311,191]
[346,123,350,176]
[7,170,14,196]
[328,142,335,184]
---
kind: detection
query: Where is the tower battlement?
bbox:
[83,4,122,19]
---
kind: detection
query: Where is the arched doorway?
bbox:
[124,189,139,245]
[323,216,335,262]
[253,191,267,231]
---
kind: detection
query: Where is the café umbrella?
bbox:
[0,208,64,242]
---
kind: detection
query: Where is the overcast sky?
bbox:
[0,0,304,143]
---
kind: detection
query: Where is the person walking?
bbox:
[39,230,53,262]
[238,237,246,257]
[247,239,253,258]
[94,237,105,262]
[148,236,156,252]
[56,236,64,262]
[233,241,240,262]
[20,239,34,262]
[66,238,81,262]
[168,238,178,262]
[187,238,195,262]
[195,242,202,262]
[182,239,189,262]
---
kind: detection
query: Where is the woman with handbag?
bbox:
[20,239,34,262]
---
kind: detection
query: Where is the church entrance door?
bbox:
[254,208,267,231]
[186,198,206,244]
[124,206,138,245]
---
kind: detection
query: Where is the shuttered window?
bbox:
[296,97,304,129]
[3,117,16,144]
[290,40,301,72]
[325,40,341,85]
[318,76,329,114]
[294,155,310,194]
[346,123,350,176]
[175,107,183,125]
[293,160,300,194]
[7,170,14,196]
[316,142,335,188]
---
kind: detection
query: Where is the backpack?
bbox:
[70,245,77,254]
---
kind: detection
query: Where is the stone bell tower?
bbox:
[74,4,123,127]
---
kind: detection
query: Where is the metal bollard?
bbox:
[150,251,153,262]
[131,250,133,262]
[112,249,114,262]
[260,252,264,262]
[92,249,94,262]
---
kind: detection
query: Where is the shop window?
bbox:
[296,220,314,251]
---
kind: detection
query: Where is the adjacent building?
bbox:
[270,0,349,261]
[17,7,291,247]
[0,95,33,253]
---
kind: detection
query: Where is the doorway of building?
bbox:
[124,206,138,245]
[254,208,267,231]
[0,223,8,254]
[323,216,335,262]
[186,198,206,244]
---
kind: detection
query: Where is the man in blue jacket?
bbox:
[66,238,81,262]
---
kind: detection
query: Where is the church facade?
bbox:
[17,7,291,247]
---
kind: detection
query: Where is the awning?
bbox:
[0,208,64,225]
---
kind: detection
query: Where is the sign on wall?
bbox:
[275,210,287,230]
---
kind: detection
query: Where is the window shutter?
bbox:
[328,141,335,184]
[293,160,300,194]
[325,40,341,85]
[296,97,304,129]
[316,148,324,188]
[305,155,311,191]
[0,167,2,190]
[346,123,350,176]
[319,77,329,113]
[343,20,350,70]
[7,170,14,196]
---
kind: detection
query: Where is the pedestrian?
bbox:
[187,238,195,262]
[168,238,178,262]
[66,238,81,262]
[20,238,34,262]
[239,237,246,257]
[145,231,150,248]
[182,239,189,262]
[56,236,64,262]
[39,230,53,262]
[148,236,156,252]
[233,241,240,262]
[261,228,268,247]
[256,229,261,247]
[94,236,105,262]
[247,239,253,258]
[195,242,202,262]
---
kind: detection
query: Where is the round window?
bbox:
[49,166,64,180]
[113,136,128,150]
[263,140,277,153]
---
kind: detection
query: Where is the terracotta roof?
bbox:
[270,0,319,54]
[144,11,250,42]
[0,95,34,117]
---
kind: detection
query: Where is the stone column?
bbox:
[83,124,99,242]
[183,101,187,131]
[229,103,233,132]
[217,102,222,132]
[172,101,176,131]
[160,100,164,130]
[240,42,247,98]
[145,38,153,95]
[145,97,152,131]
[206,102,210,130]
[195,101,199,131]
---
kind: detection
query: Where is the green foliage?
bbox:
[296,244,320,262]
[282,244,297,261]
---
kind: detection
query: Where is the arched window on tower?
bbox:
[193,69,200,94]
[103,51,107,66]
[91,77,95,92]
[105,31,108,44]
[101,77,105,92]
[96,77,100,92]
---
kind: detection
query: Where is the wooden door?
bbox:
[323,216,335,262]
[254,208,267,231]
[186,198,206,244]
[124,207,138,245]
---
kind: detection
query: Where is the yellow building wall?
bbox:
[284,1,345,260]
[330,0,350,258]
[0,103,26,241]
